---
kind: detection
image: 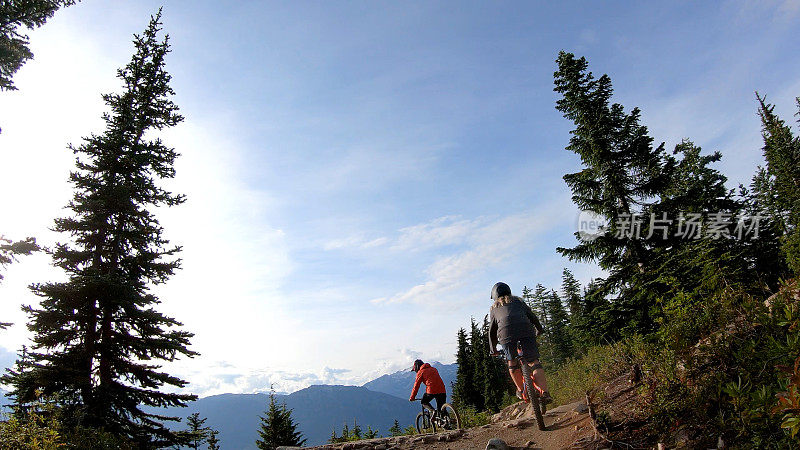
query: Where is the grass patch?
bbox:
[546,344,623,406]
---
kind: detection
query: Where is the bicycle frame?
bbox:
[493,349,544,400]
[412,398,460,433]
[412,398,439,417]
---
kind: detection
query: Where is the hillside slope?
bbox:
[158,385,419,448]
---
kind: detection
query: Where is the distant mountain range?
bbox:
[159,362,457,448]
[362,361,458,400]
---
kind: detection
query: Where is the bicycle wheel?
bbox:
[415,411,435,434]
[521,361,546,431]
[439,403,461,430]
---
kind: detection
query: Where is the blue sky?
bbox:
[2,0,800,396]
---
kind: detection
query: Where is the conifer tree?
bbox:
[363,425,378,439]
[184,413,210,450]
[553,51,671,273]
[2,12,196,446]
[388,419,402,436]
[206,429,221,450]
[481,316,508,412]
[531,284,549,327]
[561,268,582,320]
[452,327,475,408]
[255,391,306,449]
[553,52,673,337]
[0,236,38,284]
[544,290,573,365]
[467,318,486,411]
[573,279,617,345]
[754,94,800,275]
[0,0,77,92]
[0,237,39,327]
[552,52,750,335]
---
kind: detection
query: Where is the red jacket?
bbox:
[410,363,446,399]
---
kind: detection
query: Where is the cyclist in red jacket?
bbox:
[409,359,447,413]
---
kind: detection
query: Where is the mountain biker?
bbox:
[487,282,552,405]
[409,359,447,414]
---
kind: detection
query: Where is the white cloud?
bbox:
[374,207,567,306]
[392,216,484,252]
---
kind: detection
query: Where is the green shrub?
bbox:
[546,344,621,406]
[453,404,493,428]
[0,395,132,450]
[0,411,62,450]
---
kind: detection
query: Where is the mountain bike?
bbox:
[493,341,547,431]
[412,398,461,434]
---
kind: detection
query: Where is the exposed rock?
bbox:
[341,443,369,450]
[486,438,509,450]
[544,400,587,416]
[674,428,692,448]
[765,278,800,312]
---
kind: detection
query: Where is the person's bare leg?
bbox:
[507,361,526,400]
[530,360,549,392]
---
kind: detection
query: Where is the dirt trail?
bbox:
[302,399,594,450]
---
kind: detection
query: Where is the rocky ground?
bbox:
[297,399,595,450]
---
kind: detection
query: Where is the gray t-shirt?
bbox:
[488,296,544,351]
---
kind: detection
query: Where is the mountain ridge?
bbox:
[161,363,457,448]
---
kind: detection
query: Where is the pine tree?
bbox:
[452,327,474,408]
[363,425,378,439]
[206,429,221,450]
[255,391,306,449]
[573,279,617,345]
[544,290,573,365]
[185,413,209,450]
[1,12,197,446]
[561,268,582,320]
[481,316,508,412]
[0,237,39,327]
[531,284,549,327]
[0,0,77,92]
[553,51,672,335]
[0,236,38,284]
[754,94,800,275]
[467,318,486,411]
[553,51,670,272]
[552,52,748,336]
[388,419,402,436]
